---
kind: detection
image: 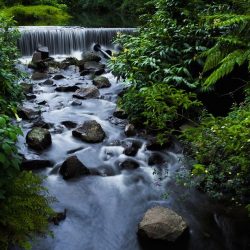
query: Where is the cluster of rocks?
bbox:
[19,45,189,246]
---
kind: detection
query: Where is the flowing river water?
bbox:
[15,27,250,250]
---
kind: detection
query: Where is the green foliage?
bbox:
[109,0,211,141]
[181,95,250,205]
[0,15,54,249]
[1,5,70,25]
[201,1,250,90]
[0,171,55,250]
[120,84,201,141]
[0,115,22,199]
[0,14,22,115]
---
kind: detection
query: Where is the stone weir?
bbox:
[18,26,135,56]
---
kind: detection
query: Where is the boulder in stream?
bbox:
[138,206,188,242]
[53,74,65,80]
[21,159,52,171]
[113,108,128,119]
[72,120,105,143]
[32,72,48,80]
[37,46,49,60]
[26,127,52,150]
[41,79,54,86]
[81,52,101,62]
[20,82,33,94]
[120,159,140,170]
[93,76,111,88]
[55,85,80,92]
[73,86,100,99]
[18,107,39,120]
[79,61,105,76]
[123,141,141,157]
[59,155,90,179]
[124,124,136,137]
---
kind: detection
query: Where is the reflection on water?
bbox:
[18,11,139,28]
[69,12,139,28]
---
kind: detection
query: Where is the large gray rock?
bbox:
[93,76,111,88]
[59,155,90,180]
[18,107,39,120]
[32,72,48,80]
[138,206,188,242]
[31,51,42,63]
[81,52,101,62]
[73,86,100,99]
[79,61,105,76]
[26,127,52,150]
[72,120,105,143]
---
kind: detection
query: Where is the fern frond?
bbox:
[218,36,248,47]
[205,14,250,27]
[202,50,246,90]
[203,49,227,72]
[215,15,250,27]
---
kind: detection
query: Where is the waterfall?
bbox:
[18,26,135,56]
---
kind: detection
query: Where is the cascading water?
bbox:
[15,26,250,250]
[18,26,135,56]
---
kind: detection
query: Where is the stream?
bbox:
[16,27,250,250]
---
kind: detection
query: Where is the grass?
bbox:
[1,5,71,25]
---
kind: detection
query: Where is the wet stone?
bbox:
[124,124,136,137]
[138,206,188,242]
[55,85,80,92]
[61,121,78,129]
[71,99,82,106]
[93,76,111,88]
[18,107,39,120]
[21,159,52,170]
[32,72,48,80]
[72,120,105,143]
[81,52,101,62]
[148,153,165,166]
[25,93,36,100]
[79,61,105,76]
[26,127,52,150]
[32,119,51,129]
[73,86,100,99]
[37,100,47,105]
[113,108,128,119]
[20,82,33,94]
[123,141,141,157]
[59,155,90,180]
[53,74,65,80]
[42,79,54,85]
[120,159,140,170]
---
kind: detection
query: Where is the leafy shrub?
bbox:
[1,5,70,25]
[0,116,22,198]
[120,84,201,142]
[0,171,55,250]
[0,15,54,250]
[181,94,250,205]
[0,14,22,115]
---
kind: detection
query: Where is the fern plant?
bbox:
[201,2,250,90]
